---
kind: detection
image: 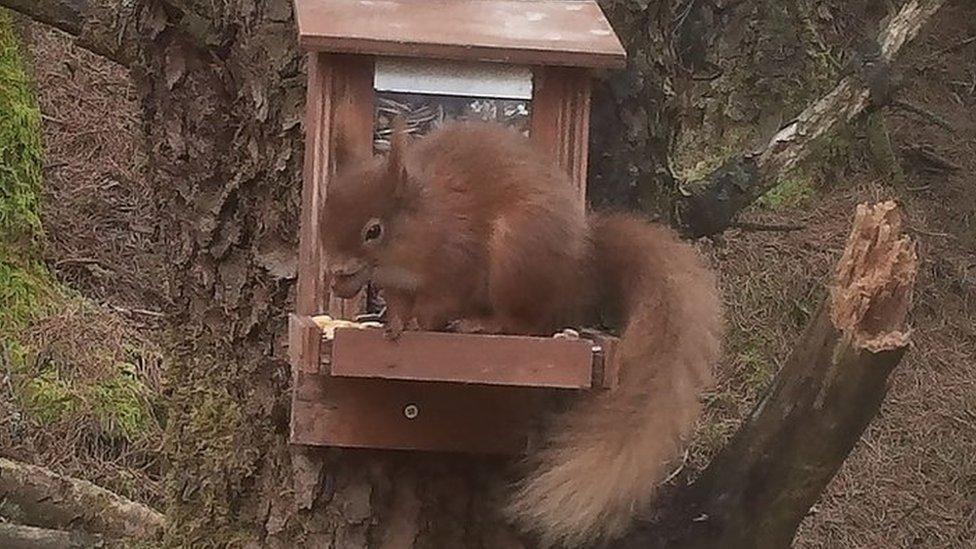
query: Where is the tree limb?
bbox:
[0,457,164,541]
[0,523,108,549]
[0,0,135,65]
[672,0,946,238]
[616,201,917,548]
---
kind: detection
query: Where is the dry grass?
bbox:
[788,5,976,545]
[2,300,165,505]
[25,22,164,310]
[0,21,167,507]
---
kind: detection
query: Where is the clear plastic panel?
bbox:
[374,92,531,150]
[373,58,532,148]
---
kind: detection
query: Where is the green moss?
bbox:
[674,125,754,183]
[673,2,857,217]
[738,340,777,392]
[17,353,157,440]
[0,11,163,509]
[1,13,160,445]
[695,415,737,453]
[864,112,907,188]
[757,171,816,210]
[2,9,159,447]
[0,256,56,334]
[0,8,51,335]
[0,10,43,238]
[164,365,260,546]
[788,292,817,329]
[20,369,79,422]
[806,121,857,169]
[724,322,779,395]
[90,362,155,439]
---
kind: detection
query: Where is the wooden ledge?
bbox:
[327,327,616,389]
[288,314,618,453]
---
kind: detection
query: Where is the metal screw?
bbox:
[403,404,419,420]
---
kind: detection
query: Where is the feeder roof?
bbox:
[293,0,626,69]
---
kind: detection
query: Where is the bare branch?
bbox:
[673,0,946,237]
[616,201,917,548]
[1,0,135,65]
[0,523,107,549]
[0,457,164,541]
[3,0,83,35]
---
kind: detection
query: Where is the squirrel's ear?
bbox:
[388,115,411,196]
[334,99,370,169]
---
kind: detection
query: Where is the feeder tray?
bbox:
[290,0,626,454]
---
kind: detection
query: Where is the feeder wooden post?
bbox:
[297,53,374,318]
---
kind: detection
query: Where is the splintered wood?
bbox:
[830,201,918,351]
[659,201,919,548]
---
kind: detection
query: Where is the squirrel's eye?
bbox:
[363,220,383,242]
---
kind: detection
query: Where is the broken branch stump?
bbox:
[616,201,918,548]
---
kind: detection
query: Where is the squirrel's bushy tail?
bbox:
[506,213,724,547]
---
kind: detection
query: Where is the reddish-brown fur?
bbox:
[323,119,589,337]
[320,119,723,546]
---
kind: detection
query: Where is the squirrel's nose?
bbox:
[329,259,364,278]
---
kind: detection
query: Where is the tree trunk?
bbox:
[126,3,485,546]
[110,1,687,546]
[115,1,682,546]
[587,0,682,215]
[616,201,917,549]
[0,523,106,549]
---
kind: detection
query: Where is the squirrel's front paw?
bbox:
[383,317,418,341]
[446,318,504,334]
[384,318,405,341]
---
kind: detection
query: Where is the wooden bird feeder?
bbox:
[290,0,626,454]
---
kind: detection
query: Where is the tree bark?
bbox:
[616,201,917,548]
[0,457,163,541]
[124,1,534,546]
[587,0,681,215]
[4,0,944,237]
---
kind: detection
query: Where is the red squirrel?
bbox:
[321,115,724,547]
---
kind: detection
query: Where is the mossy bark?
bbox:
[864,111,908,188]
